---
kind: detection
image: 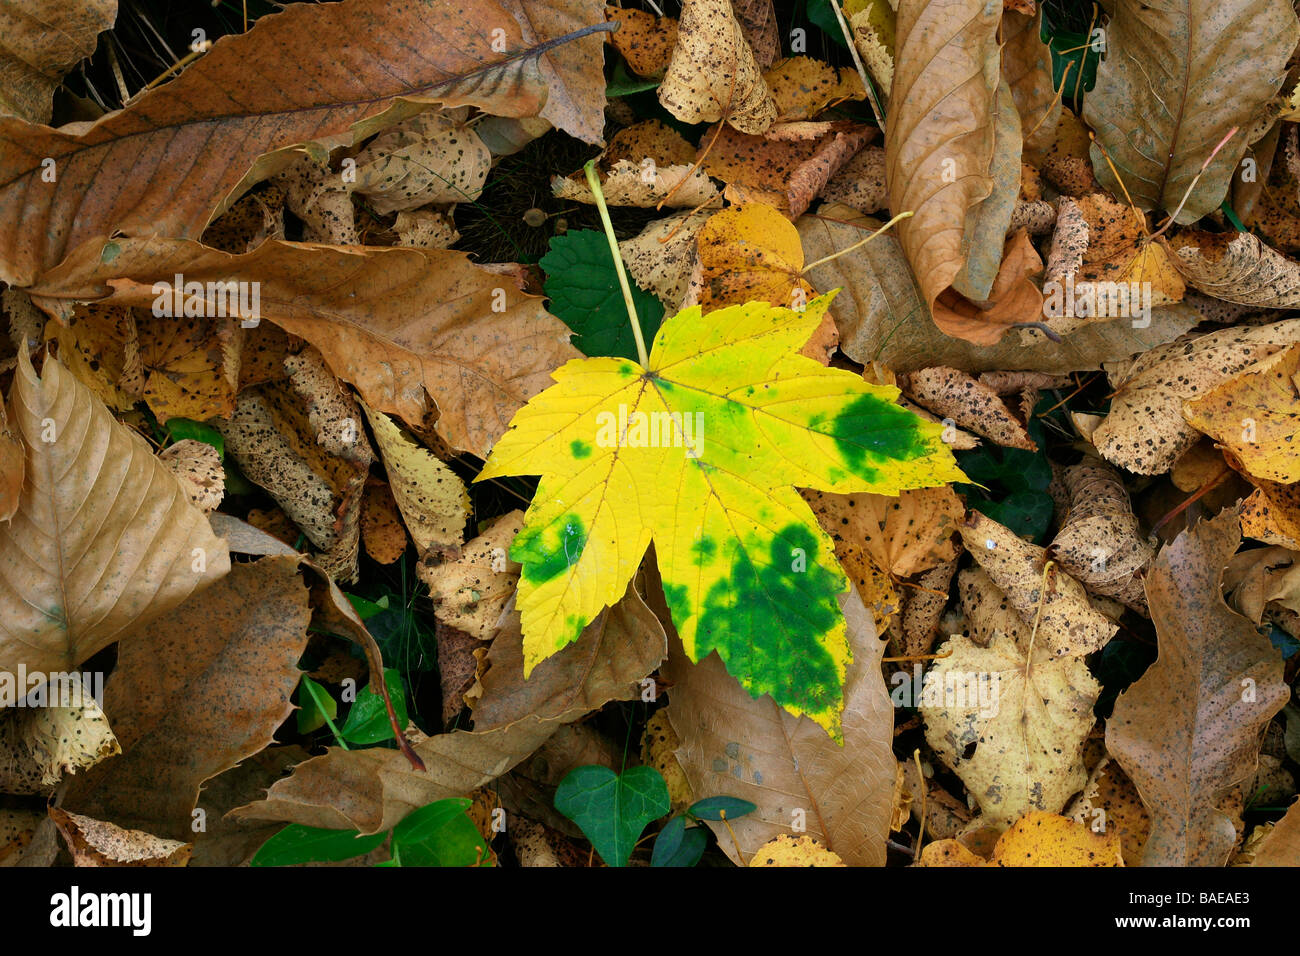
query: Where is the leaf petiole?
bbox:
[583,159,650,367]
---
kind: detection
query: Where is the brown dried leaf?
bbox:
[1001,8,1060,163]
[0,350,230,676]
[0,0,609,286]
[1083,0,1297,223]
[29,237,579,458]
[884,0,1006,343]
[360,482,407,565]
[899,366,1035,450]
[702,122,872,218]
[232,592,661,835]
[0,0,116,124]
[65,556,311,840]
[1107,509,1289,866]
[472,583,666,728]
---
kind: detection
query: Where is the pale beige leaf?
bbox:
[1049,456,1153,614]
[657,0,777,134]
[0,350,230,676]
[922,631,1099,828]
[1171,230,1300,307]
[418,510,524,639]
[959,511,1116,656]
[352,110,491,215]
[158,440,224,515]
[0,698,118,794]
[552,158,720,208]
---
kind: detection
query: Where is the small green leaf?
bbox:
[344,592,390,621]
[650,814,707,867]
[339,668,408,745]
[251,824,387,866]
[554,765,670,867]
[540,230,663,361]
[606,59,661,97]
[392,798,490,867]
[296,675,336,734]
[687,795,757,821]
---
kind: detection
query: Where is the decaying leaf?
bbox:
[1184,342,1300,483]
[1049,456,1153,614]
[0,350,230,676]
[49,808,191,867]
[0,0,611,286]
[360,400,469,556]
[158,440,224,515]
[748,834,846,866]
[30,237,579,458]
[1083,0,1298,223]
[65,556,311,840]
[1093,319,1300,475]
[898,367,1035,451]
[418,510,525,639]
[1107,509,1289,866]
[0,698,119,794]
[921,631,1100,828]
[657,0,777,134]
[0,0,117,124]
[959,511,1116,657]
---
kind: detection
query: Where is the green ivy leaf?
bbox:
[540,230,663,360]
[554,765,670,867]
